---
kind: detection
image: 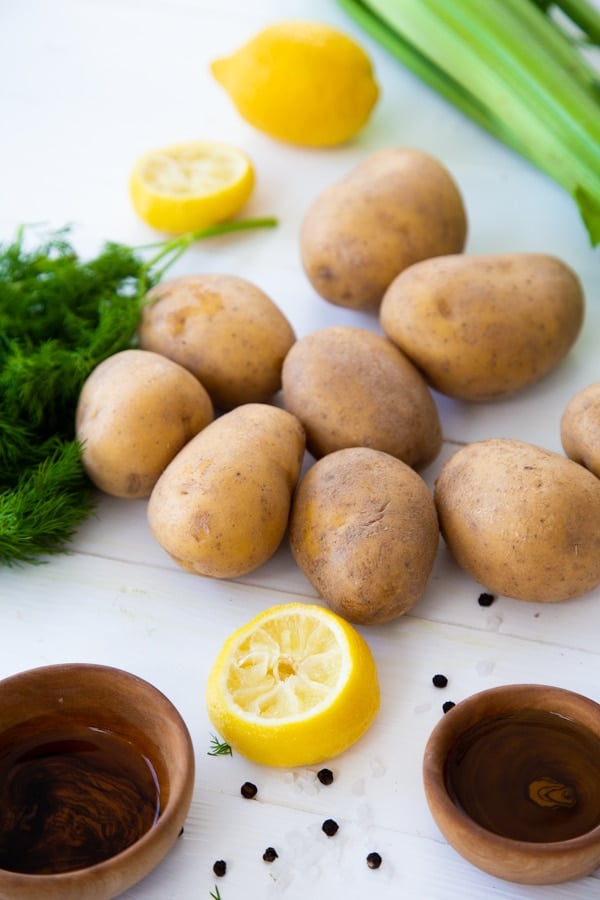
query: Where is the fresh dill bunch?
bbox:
[0,426,65,490]
[0,217,277,565]
[0,441,95,564]
[0,230,153,525]
[0,231,146,347]
[0,340,91,441]
[0,231,151,440]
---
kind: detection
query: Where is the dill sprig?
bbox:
[210,886,222,900]
[0,218,277,565]
[208,733,233,756]
[0,441,95,564]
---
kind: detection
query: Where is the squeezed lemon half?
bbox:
[206,602,380,767]
[211,21,379,147]
[129,140,254,234]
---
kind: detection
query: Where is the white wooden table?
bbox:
[2,1,600,897]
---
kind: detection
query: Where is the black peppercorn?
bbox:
[262,847,278,862]
[366,851,382,869]
[478,592,496,607]
[321,818,339,837]
[443,700,456,714]
[213,859,227,877]
[317,767,334,785]
[432,673,448,688]
[240,781,257,799]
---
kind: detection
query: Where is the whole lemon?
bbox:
[210,21,379,147]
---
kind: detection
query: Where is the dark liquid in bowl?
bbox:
[445,708,600,842]
[0,719,161,874]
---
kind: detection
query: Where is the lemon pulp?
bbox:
[227,615,347,721]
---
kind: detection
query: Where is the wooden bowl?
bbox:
[423,683,600,884]
[0,663,195,899]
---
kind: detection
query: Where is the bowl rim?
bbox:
[0,662,195,893]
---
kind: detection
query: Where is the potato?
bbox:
[138,273,296,410]
[380,253,584,402]
[76,349,214,499]
[300,147,467,310]
[561,382,600,478]
[147,403,305,578]
[434,438,600,602]
[289,447,439,624]
[281,325,442,468]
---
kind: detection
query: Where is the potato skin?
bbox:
[380,253,584,401]
[75,349,214,498]
[300,147,467,310]
[289,448,439,624]
[561,382,600,478]
[147,403,305,578]
[281,325,442,468]
[138,274,296,410]
[434,439,600,602]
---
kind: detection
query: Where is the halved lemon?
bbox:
[129,140,255,235]
[206,602,380,767]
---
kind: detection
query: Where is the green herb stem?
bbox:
[144,216,278,281]
[208,734,233,756]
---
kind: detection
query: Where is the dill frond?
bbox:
[0,441,94,564]
[0,217,277,565]
[208,734,233,756]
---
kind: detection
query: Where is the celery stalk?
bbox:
[542,0,600,44]
[338,0,600,245]
[438,0,600,171]
[335,0,495,131]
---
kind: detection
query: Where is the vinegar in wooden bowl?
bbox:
[0,663,194,900]
[423,684,600,884]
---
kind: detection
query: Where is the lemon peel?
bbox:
[129,140,254,235]
[206,602,380,767]
[210,21,379,147]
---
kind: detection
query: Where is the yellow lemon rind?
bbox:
[210,22,379,148]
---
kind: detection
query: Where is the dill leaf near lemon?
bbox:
[205,602,380,767]
[210,21,379,147]
[129,140,255,235]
